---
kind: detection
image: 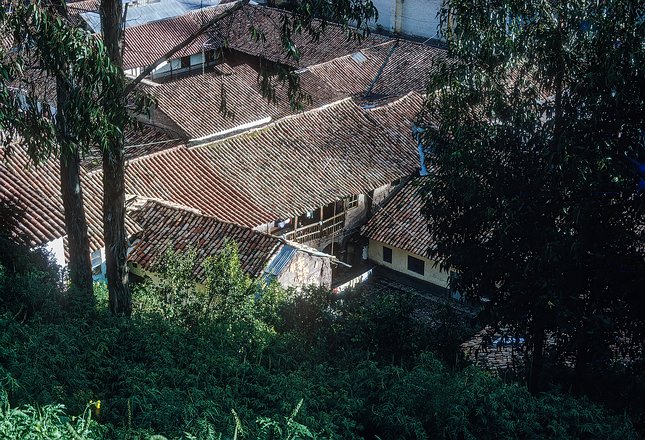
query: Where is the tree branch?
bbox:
[124,0,249,96]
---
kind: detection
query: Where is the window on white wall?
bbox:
[383,246,392,263]
[344,194,359,210]
[407,255,424,275]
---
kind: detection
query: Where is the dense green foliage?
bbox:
[0,242,638,439]
[420,0,645,396]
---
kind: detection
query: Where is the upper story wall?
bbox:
[370,0,443,40]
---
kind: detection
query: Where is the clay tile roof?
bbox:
[193,96,420,218]
[233,63,345,117]
[366,91,425,145]
[147,69,277,140]
[90,145,274,227]
[361,177,431,257]
[219,5,389,67]
[121,4,237,70]
[0,144,140,252]
[305,40,445,103]
[129,200,282,279]
[81,124,185,171]
[118,4,388,70]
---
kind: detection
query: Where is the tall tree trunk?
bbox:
[102,144,130,315]
[56,76,94,299]
[100,0,131,316]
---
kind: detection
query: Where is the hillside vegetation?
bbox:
[0,243,639,439]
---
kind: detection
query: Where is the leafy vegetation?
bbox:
[420,0,645,396]
[0,240,638,439]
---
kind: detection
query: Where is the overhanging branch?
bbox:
[124,0,249,96]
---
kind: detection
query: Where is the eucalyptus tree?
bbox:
[98,0,378,315]
[420,0,645,392]
[0,1,122,298]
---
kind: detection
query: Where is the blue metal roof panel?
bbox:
[262,244,296,283]
[81,0,222,32]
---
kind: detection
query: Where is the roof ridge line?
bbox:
[301,40,395,72]
[190,96,356,149]
[139,199,283,240]
[365,91,423,111]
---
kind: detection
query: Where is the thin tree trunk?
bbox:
[102,144,130,315]
[56,76,93,299]
[100,0,131,316]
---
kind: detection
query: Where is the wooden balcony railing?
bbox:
[283,212,346,244]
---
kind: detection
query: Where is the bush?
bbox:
[0,244,638,439]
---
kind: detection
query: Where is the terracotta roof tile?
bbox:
[0,144,140,252]
[117,4,388,70]
[146,68,277,140]
[121,4,233,70]
[305,40,445,103]
[193,95,421,218]
[129,200,281,279]
[217,5,388,67]
[232,63,345,117]
[85,145,274,227]
[361,177,431,257]
[81,124,185,171]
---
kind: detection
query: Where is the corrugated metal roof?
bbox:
[80,0,223,32]
[262,244,296,282]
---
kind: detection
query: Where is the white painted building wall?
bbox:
[45,236,66,268]
[368,238,449,287]
[370,0,443,40]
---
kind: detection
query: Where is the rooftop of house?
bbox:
[0,144,140,251]
[214,5,388,68]
[232,63,345,118]
[84,93,422,231]
[81,124,185,171]
[120,3,243,70]
[84,3,389,70]
[361,177,431,257]
[128,200,283,279]
[144,66,278,141]
[84,145,275,228]
[304,39,445,104]
[192,92,424,219]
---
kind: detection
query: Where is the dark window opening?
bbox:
[180,56,191,69]
[407,255,424,275]
[205,49,218,63]
[383,246,392,263]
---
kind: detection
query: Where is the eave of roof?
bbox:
[361,177,432,257]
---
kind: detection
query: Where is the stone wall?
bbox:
[276,251,332,289]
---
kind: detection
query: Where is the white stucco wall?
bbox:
[372,183,393,206]
[368,238,449,287]
[44,236,66,268]
[370,0,397,33]
[344,194,369,231]
[369,0,443,39]
[400,0,442,39]
[276,250,332,289]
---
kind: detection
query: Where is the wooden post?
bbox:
[331,200,337,256]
